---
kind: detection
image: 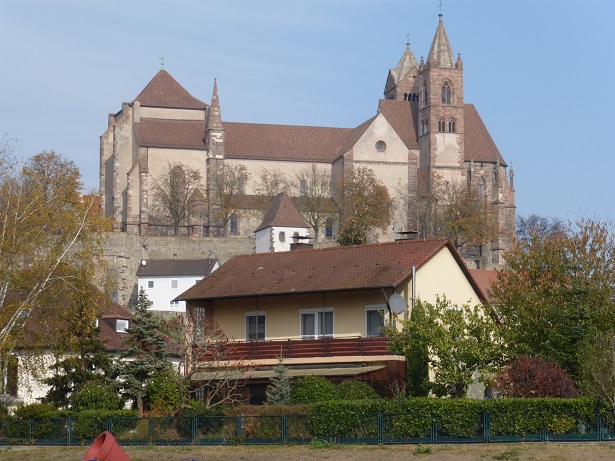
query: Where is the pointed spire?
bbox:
[456,53,463,70]
[391,42,419,83]
[428,14,455,69]
[206,78,223,131]
[419,56,425,72]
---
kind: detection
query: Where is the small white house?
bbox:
[136,258,219,313]
[255,192,311,253]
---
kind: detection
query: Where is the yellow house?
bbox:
[179,238,485,403]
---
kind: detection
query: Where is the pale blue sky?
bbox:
[1,0,614,221]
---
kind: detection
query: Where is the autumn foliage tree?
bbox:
[209,164,249,237]
[493,355,579,398]
[0,144,110,366]
[338,167,393,246]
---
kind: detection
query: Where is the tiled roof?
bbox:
[133,70,207,109]
[378,99,419,149]
[136,258,218,277]
[469,269,497,303]
[224,122,352,162]
[256,192,309,232]
[464,104,507,166]
[179,239,481,301]
[428,15,455,69]
[135,119,206,150]
[391,44,419,83]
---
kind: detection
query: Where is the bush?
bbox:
[70,383,123,411]
[336,381,381,400]
[72,409,138,441]
[175,401,224,438]
[310,400,385,438]
[291,376,339,404]
[146,371,180,415]
[5,403,69,441]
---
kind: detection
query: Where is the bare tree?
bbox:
[164,313,248,408]
[253,168,290,216]
[209,164,250,237]
[150,161,203,236]
[292,165,332,241]
[394,171,438,238]
[338,167,393,246]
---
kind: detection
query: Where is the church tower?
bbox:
[205,79,226,236]
[418,14,465,184]
[384,41,420,102]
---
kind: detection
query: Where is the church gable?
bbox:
[350,113,409,163]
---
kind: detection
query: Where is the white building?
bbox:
[255,192,311,253]
[136,258,219,313]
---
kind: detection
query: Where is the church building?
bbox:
[100,14,515,268]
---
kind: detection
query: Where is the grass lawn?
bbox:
[1,443,615,461]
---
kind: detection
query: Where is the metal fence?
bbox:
[0,412,614,446]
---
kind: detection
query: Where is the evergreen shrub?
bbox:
[70,382,123,411]
[72,409,138,440]
[336,380,381,400]
[291,376,339,404]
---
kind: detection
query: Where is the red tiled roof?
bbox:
[136,258,218,277]
[378,99,419,149]
[469,269,497,303]
[179,238,482,301]
[133,70,207,110]
[224,122,352,162]
[464,104,507,166]
[135,119,206,150]
[256,192,309,232]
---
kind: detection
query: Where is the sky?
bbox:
[1,0,614,222]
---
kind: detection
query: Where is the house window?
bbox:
[230,216,238,234]
[366,306,386,337]
[279,231,285,242]
[169,300,182,309]
[246,313,266,341]
[193,306,207,324]
[449,118,456,133]
[442,81,452,104]
[325,218,333,239]
[116,319,129,333]
[147,280,154,289]
[171,279,178,289]
[0,354,18,397]
[300,309,333,339]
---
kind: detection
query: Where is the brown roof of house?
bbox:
[133,70,207,110]
[256,192,309,232]
[468,269,497,303]
[224,122,352,162]
[378,99,419,149]
[179,238,484,301]
[135,119,206,150]
[136,258,218,277]
[464,104,507,166]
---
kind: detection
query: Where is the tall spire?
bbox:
[206,78,223,130]
[391,42,419,83]
[428,15,455,69]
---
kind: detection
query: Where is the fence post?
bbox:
[192,416,197,445]
[68,417,73,446]
[377,413,384,445]
[281,415,287,444]
[483,412,490,443]
[430,413,437,444]
[29,418,33,444]
[236,416,243,438]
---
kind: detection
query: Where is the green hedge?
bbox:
[72,409,138,440]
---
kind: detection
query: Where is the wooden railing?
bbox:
[230,336,391,360]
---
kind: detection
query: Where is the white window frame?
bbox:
[300,308,334,339]
[365,305,386,337]
[245,312,266,341]
[169,300,182,309]
[116,319,129,333]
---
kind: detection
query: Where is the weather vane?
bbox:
[159,56,165,69]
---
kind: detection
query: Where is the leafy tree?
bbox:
[163,312,247,409]
[491,218,615,378]
[385,298,504,398]
[492,355,579,398]
[70,382,123,411]
[150,161,203,236]
[0,146,110,370]
[578,331,615,408]
[338,167,393,246]
[209,164,249,237]
[117,288,172,416]
[292,165,333,241]
[266,357,292,405]
[146,369,180,415]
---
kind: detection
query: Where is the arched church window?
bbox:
[438,119,445,132]
[448,118,456,133]
[442,81,452,105]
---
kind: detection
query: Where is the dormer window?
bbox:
[442,81,452,105]
[116,319,129,333]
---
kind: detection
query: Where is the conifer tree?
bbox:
[266,356,291,405]
[117,288,172,416]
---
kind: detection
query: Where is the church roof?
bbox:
[256,192,309,232]
[135,119,206,150]
[428,15,455,69]
[390,44,419,83]
[464,104,507,166]
[133,70,207,109]
[378,99,419,149]
[336,115,377,157]
[224,122,352,162]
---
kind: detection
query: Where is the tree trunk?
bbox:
[137,395,144,417]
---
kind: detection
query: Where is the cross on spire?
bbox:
[159,56,165,69]
[406,31,411,46]
[439,1,443,15]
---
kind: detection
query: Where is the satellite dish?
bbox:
[388,293,406,314]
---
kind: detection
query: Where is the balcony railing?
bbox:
[230,336,392,361]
